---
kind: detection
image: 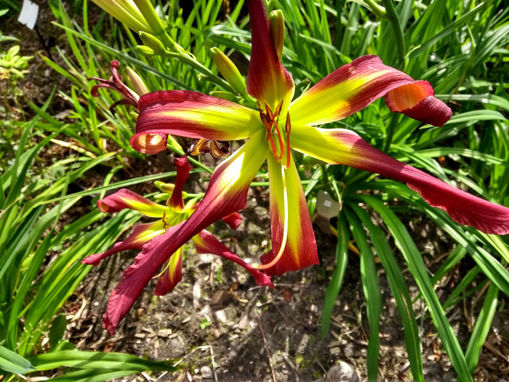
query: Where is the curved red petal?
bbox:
[260,155,319,276]
[169,156,192,210]
[130,133,168,154]
[384,80,451,126]
[97,188,167,217]
[247,0,294,107]
[193,231,273,287]
[82,221,165,266]
[290,55,452,126]
[132,90,258,152]
[154,248,183,296]
[292,126,509,235]
[222,211,242,230]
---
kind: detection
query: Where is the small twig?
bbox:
[483,340,509,362]
[273,302,289,324]
[257,313,277,382]
[209,345,219,382]
[282,354,300,380]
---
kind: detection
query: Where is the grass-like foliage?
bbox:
[1,0,507,380]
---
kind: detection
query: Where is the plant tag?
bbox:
[18,0,39,30]
[316,190,341,219]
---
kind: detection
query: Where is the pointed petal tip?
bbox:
[407,181,509,235]
[81,254,101,266]
[193,230,273,288]
[247,0,294,106]
[385,80,453,126]
[102,312,117,335]
[130,133,168,154]
[222,211,242,230]
[169,156,192,209]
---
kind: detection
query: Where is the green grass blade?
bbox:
[0,345,35,374]
[358,195,473,380]
[320,214,350,336]
[29,350,176,372]
[465,283,499,372]
[352,204,424,381]
[345,208,381,381]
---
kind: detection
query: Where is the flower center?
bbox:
[259,101,292,169]
[162,209,188,230]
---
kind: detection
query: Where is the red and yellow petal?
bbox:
[291,125,509,235]
[289,55,452,126]
[168,156,192,210]
[82,220,166,266]
[192,230,273,287]
[131,133,168,154]
[260,154,319,276]
[98,189,168,218]
[101,135,268,333]
[154,247,184,296]
[247,0,294,109]
[131,90,260,153]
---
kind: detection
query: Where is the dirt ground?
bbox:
[3,3,509,381]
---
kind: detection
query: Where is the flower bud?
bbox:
[132,0,165,35]
[155,181,175,194]
[269,10,284,60]
[135,45,155,57]
[209,90,237,101]
[91,0,151,33]
[139,32,166,55]
[126,67,149,96]
[210,47,248,98]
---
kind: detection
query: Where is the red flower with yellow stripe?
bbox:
[82,156,272,334]
[102,0,509,332]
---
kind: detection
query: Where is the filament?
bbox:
[255,164,289,270]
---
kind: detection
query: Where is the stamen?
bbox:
[274,123,284,160]
[189,139,230,158]
[255,164,289,270]
[259,101,292,168]
[274,100,283,117]
[284,114,291,169]
[265,102,274,121]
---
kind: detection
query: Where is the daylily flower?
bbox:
[82,156,272,334]
[102,0,509,332]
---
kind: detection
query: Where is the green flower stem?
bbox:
[157,31,189,57]
[381,0,405,68]
[364,0,387,20]
[383,113,399,152]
